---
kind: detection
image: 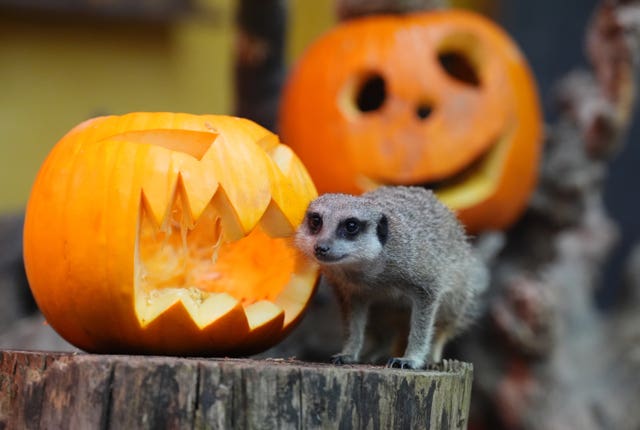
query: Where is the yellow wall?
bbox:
[3,0,487,212]
[0,0,335,212]
[0,1,228,212]
[287,0,335,62]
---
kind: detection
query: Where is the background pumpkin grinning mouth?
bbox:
[416,139,498,192]
[372,135,501,192]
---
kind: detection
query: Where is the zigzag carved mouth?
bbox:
[135,179,299,330]
[119,126,318,335]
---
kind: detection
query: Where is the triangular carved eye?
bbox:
[107,129,217,160]
[355,73,386,113]
[438,50,481,87]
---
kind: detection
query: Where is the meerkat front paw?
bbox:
[331,353,359,365]
[386,357,423,370]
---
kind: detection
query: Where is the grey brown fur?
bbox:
[295,186,488,369]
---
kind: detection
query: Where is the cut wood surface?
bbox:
[0,350,472,430]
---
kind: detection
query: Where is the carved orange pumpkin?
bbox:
[23,113,319,355]
[279,10,542,233]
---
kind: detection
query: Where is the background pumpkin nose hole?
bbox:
[355,74,386,112]
[438,51,481,87]
[416,103,433,120]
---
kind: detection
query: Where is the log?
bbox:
[0,350,473,429]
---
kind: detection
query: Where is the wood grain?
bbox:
[0,350,472,429]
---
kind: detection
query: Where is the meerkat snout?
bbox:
[314,243,330,258]
[312,240,344,263]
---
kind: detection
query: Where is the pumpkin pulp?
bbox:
[136,195,294,330]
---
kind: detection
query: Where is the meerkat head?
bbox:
[294,193,388,267]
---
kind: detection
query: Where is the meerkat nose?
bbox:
[314,244,331,258]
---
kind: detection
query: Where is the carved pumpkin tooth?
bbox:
[23,112,319,356]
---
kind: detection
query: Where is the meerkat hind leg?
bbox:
[332,295,370,365]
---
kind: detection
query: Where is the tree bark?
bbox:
[0,350,473,429]
[335,0,445,21]
[233,0,287,131]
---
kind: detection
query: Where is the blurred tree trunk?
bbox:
[232,0,449,130]
[335,0,445,20]
[456,1,640,429]
[233,0,287,131]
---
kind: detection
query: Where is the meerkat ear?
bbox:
[377,214,389,246]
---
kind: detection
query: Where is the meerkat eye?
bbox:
[307,212,323,234]
[344,218,360,235]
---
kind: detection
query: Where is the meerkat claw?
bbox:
[386,357,420,369]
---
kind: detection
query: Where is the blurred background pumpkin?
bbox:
[279,9,542,233]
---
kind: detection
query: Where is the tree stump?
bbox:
[0,350,472,429]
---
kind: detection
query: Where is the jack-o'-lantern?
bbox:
[23,113,319,355]
[279,10,542,233]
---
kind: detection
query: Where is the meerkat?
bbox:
[294,186,489,369]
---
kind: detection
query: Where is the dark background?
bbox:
[500,0,639,306]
